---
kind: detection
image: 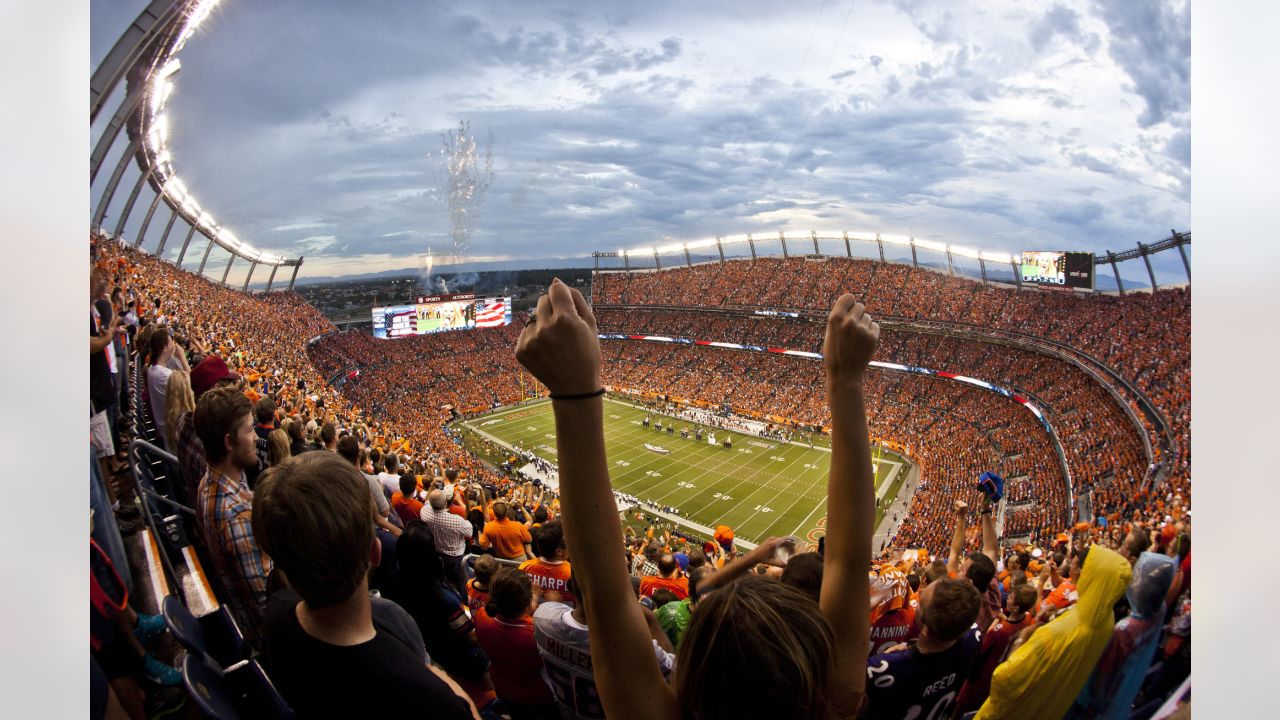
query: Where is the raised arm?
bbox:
[819,295,880,718]
[980,497,999,564]
[947,500,969,575]
[696,537,786,595]
[515,279,678,720]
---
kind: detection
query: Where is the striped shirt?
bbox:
[198,466,273,643]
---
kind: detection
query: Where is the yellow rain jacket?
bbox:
[975,546,1132,720]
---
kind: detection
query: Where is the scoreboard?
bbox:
[1019,251,1094,290]
[372,293,512,339]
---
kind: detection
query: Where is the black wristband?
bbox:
[549,388,606,401]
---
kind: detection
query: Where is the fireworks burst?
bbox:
[440,121,493,259]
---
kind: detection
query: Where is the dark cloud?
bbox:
[91,0,1190,274]
[1091,0,1190,127]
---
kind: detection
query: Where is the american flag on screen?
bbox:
[475,298,511,327]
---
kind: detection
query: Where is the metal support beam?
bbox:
[221,254,235,285]
[197,237,214,275]
[747,234,756,261]
[843,231,852,258]
[593,253,599,271]
[90,89,145,185]
[979,257,987,285]
[779,232,788,259]
[623,252,630,271]
[876,234,885,263]
[92,135,143,232]
[716,237,725,264]
[243,261,258,292]
[175,223,197,267]
[133,182,164,247]
[1139,242,1158,290]
[910,239,918,267]
[113,166,154,242]
[1011,259,1021,290]
[683,245,692,268]
[155,207,179,256]
[1176,234,1191,282]
[90,0,186,122]
[288,260,303,291]
[265,264,280,292]
[812,231,820,255]
[945,247,955,275]
[654,250,661,269]
[1107,251,1124,295]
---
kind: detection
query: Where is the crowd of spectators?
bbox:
[90,236,1190,719]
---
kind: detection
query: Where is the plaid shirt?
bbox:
[420,504,473,556]
[198,466,272,644]
[174,412,207,510]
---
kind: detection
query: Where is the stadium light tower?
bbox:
[91,0,302,289]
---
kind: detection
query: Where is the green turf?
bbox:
[458,396,907,547]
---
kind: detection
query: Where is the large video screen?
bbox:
[372,294,511,338]
[1019,251,1094,290]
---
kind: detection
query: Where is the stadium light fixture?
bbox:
[879,234,912,246]
[949,245,981,260]
[685,238,719,250]
[980,251,1012,264]
[913,238,948,253]
[157,58,182,79]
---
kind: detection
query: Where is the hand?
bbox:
[954,500,968,517]
[746,536,788,566]
[515,279,602,396]
[823,294,879,385]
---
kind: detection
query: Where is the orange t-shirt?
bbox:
[481,518,532,559]
[1044,579,1078,610]
[639,575,690,600]
[390,492,424,527]
[518,558,575,605]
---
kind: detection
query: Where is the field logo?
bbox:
[806,516,827,549]
[644,444,671,455]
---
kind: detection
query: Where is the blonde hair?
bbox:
[267,428,291,467]
[165,371,195,449]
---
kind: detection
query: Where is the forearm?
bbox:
[820,378,872,697]
[90,334,113,354]
[981,510,998,562]
[552,398,676,716]
[948,515,966,573]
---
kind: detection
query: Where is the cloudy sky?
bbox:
[91,0,1190,283]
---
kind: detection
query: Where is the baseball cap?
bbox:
[190,355,241,398]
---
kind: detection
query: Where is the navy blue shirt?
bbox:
[864,623,982,720]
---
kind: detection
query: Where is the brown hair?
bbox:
[472,554,499,585]
[194,386,251,464]
[252,452,373,608]
[485,567,533,619]
[676,575,835,720]
[920,578,981,642]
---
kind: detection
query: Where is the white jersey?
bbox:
[533,603,673,720]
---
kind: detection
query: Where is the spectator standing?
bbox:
[520,520,576,605]
[474,569,560,720]
[481,501,533,561]
[422,489,475,594]
[864,577,982,719]
[252,452,475,718]
[976,546,1132,719]
[193,386,273,644]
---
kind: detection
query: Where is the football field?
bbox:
[458,396,908,547]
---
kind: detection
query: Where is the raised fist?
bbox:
[823,294,879,385]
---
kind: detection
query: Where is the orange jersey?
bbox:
[519,558,576,605]
[638,575,689,600]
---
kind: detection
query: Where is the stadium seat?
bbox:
[183,655,293,720]
[163,595,249,670]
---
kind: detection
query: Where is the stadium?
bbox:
[86,2,1193,719]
